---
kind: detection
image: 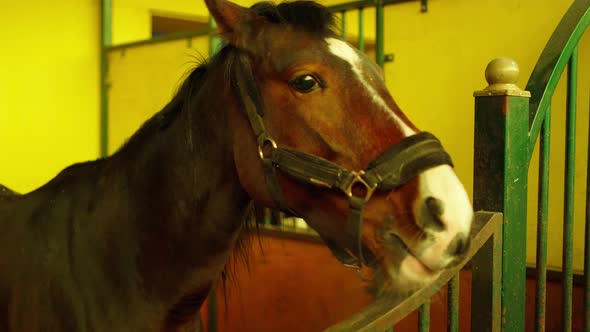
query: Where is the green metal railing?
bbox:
[535,102,550,332]
[474,0,590,331]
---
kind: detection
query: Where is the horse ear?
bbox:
[205,0,255,43]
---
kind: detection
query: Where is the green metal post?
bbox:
[375,0,384,68]
[358,8,364,52]
[100,0,112,48]
[418,303,430,332]
[562,49,578,332]
[420,0,428,13]
[209,17,221,56]
[535,106,551,332]
[100,0,112,157]
[448,276,459,332]
[473,58,530,332]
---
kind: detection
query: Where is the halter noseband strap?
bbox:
[232,53,453,269]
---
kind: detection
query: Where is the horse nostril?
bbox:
[446,235,470,257]
[423,196,445,231]
[425,196,444,217]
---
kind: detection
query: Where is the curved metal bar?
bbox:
[323,211,503,332]
[526,0,590,151]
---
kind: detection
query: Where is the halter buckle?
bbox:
[258,137,277,160]
[345,171,377,203]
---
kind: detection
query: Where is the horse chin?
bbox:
[365,253,440,299]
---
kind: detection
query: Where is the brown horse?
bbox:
[0,0,473,331]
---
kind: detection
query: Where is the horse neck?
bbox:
[110,62,251,308]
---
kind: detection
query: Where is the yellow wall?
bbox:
[107,36,210,151]
[0,0,100,193]
[112,0,260,44]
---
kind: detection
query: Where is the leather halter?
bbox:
[232,53,453,269]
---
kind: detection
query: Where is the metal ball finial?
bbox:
[485,57,519,85]
[474,57,530,97]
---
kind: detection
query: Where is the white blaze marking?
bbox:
[326,38,416,136]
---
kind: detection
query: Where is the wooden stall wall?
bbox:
[199,234,475,332]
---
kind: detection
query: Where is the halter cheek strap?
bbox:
[232,54,300,216]
[232,53,453,269]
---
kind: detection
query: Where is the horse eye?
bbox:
[289,74,321,93]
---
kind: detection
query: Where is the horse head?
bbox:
[209,0,473,294]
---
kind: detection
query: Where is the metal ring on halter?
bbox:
[345,171,377,202]
[258,137,277,160]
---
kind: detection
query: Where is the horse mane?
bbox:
[251,0,337,36]
[0,184,20,203]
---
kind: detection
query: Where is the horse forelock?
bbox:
[251,1,337,38]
